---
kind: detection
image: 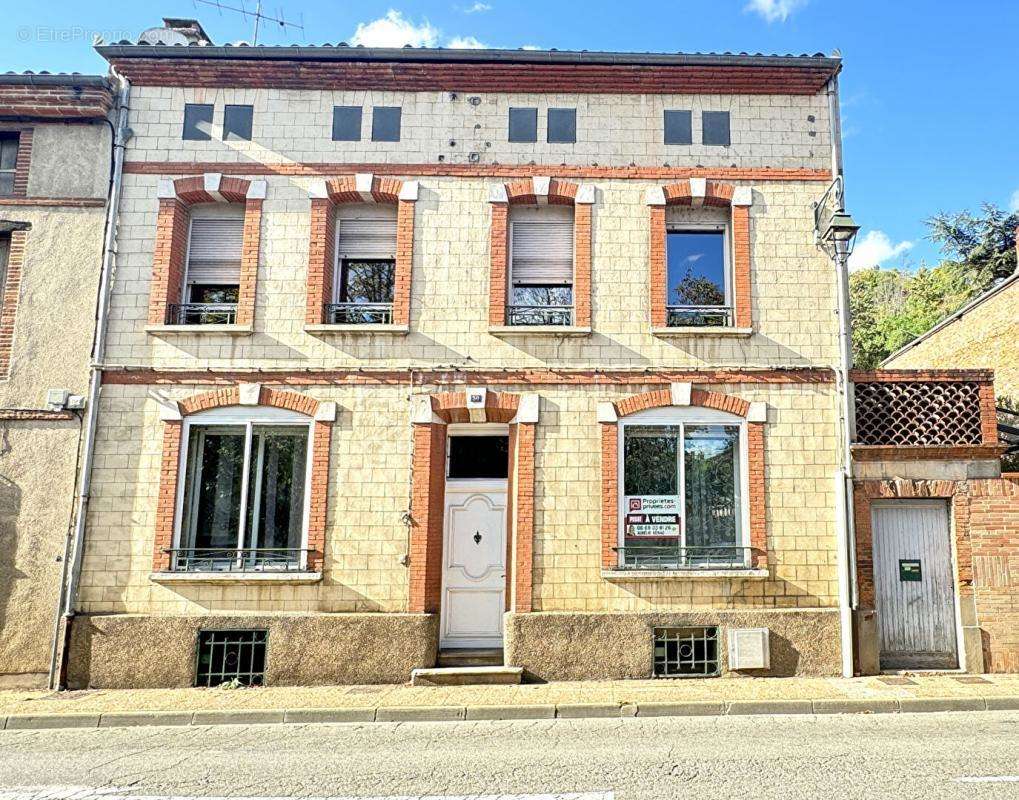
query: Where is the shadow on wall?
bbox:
[0,451,25,665]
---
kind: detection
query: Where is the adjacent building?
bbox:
[0,74,113,687]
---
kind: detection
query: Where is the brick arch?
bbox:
[599,383,767,569]
[149,172,266,327]
[489,176,594,328]
[648,178,753,330]
[409,389,539,615]
[306,173,418,327]
[152,384,332,573]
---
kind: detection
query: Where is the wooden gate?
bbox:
[872,500,959,669]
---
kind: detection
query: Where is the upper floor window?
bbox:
[175,407,312,573]
[0,235,9,304]
[664,110,692,145]
[619,407,747,570]
[330,205,397,324]
[702,111,731,146]
[332,106,363,141]
[176,204,245,325]
[508,206,574,327]
[0,133,19,196]
[666,224,730,328]
[508,107,538,143]
[223,105,253,141]
[183,104,214,141]
[547,108,577,144]
[371,106,402,142]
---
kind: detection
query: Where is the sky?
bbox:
[6,0,1018,272]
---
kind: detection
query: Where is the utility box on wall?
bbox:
[728,628,770,670]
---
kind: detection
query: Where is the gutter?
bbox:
[0,73,110,87]
[48,68,131,690]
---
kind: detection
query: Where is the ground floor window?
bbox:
[621,414,745,569]
[177,413,311,571]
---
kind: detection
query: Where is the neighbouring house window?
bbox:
[331,207,397,324]
[666,227,730,327]
[508,107,538,143]
[547,108,577,143]
[0,134,19,195]
[664,110,692,145]
[183,104,214,141]
[177,411,312,572]
[332,106,362,141]
[702,111,731,146]
[178,204,245,325]
[508,209,574,326]
[620,411,745,569]
[222,105,253,141]
[371,106,401,142]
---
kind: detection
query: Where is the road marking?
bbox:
[0,792,614,800]
[956,776,1019,783]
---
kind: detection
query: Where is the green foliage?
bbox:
[850,203,1016,368]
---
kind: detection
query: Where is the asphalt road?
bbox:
[0,711,1017,799]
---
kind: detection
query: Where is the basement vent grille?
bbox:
[196,629,268,687]
[653,626,719,677]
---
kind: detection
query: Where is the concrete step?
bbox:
[436,648,504,668]
[410,666,523,687]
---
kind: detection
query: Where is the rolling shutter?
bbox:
[510,221,573,285]
[337,218,398,260]
[185,217,244,285]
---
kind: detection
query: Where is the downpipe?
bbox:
[48,70,131,690]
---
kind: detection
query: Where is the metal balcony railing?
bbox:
[164,548,312,573]
[506,305,573,327]
[613,545,753,570]
[325,302,394,325]
[169,303,238,326]
[665,305,733,327]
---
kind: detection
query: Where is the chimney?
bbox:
[161,18,213,45]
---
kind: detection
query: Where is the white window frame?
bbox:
[664,221,732,316]
[182,204,246,303]
[616,406,750,568]
[173,406,315,571]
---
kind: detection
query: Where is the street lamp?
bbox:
[812,176,860,260]
[821,210,861,256]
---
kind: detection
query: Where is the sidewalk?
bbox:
[1,674,1017,730]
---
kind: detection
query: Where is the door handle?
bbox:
[473,531,482,544]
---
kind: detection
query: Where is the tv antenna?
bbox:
[193,0,305,45]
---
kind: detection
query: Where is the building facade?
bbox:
[0,74,113,687]
[61,27,857,687]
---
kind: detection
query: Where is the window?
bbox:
[0,134,19,196]
[666,227,730,327]
[448,435,509,479]
[547,108,576,143]
[508,209,574,326]
[619,409,746,570]
[664,110,692,145]
[0,236,9,306]
[653,627,720,677]
[371,106,401,142]
[178,204,245,324]
[183,104,214,141]
[702,111,730,146]
[196,630,268,686]
[222,105,253,141]
[508,107,538,143]
[332,106,362,141]
[176,409,312,572]
[331,208,398,324]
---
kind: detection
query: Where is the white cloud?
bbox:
[350,10,439,47]
[1009,188,1019,212]
[520,44,542,50]
[447,35,487,49]
[463,2,493,12]
[848,230,914,272]
[745,0,808,22]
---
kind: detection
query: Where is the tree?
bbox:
[926,203,1017,283]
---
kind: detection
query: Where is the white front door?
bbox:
[440,483,507,648]
[872,500,959,670]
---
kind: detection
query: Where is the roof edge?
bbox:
[0,74,110,87]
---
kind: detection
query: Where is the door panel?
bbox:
[872,500,958,669]
[440,488,507,648]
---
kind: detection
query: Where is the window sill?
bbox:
[145,324,253,337]
[304,323,409,336]
[652,326,753,338]
[601,568,769,582]
[489,325,592,338]
[150,571,322,585]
